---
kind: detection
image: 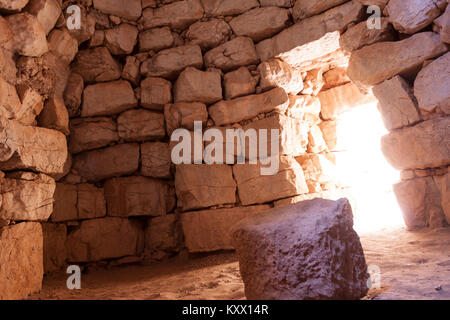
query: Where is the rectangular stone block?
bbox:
[0,172,55,221]
[233,156,309,205]
[0,118,68,176]
[209,87,289,126]
[42,222,67,274]
[141,142,171,179]
[381,117,450,170]
[104,176,172,217]
[180,205,270,252]
[144,214,182,259]
[117,109,165,142]
[66,217,142,262]
[0,222,43,299]
[175,164,236,211]
[69,117,119,154]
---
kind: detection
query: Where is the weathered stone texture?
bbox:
[141,142,171,179]
[258,59,304,95]
[174,67,222,104]
[185,19,232,50]
[201,0,259,17]
[93,0,142,21]
[6,13,48,57]
[72,47,121,83]
[42,223,67,274]
[223,67,258,100]
[181,205,270,252]
[164,102,208,135]
[117,109,165,142]
[232,198,368,300]
[140,77,172,110]
[69,117,119,154]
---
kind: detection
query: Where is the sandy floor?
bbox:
[29,227,450,300]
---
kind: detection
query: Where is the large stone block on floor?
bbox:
[72,143,140,182]
[69,117,119,154]
[233,156,309,205]
[142,0,204,31]
[319,82,377,120]
[66,217,142,263]
[174,67,222,104]
[347,32,447,87]
[0,118,68,176]
[42,222,67,274]
[204,37,259,72]
[201,0,259,17]
[0,172,55,221]
[181,205,270,253]
[232,198,369,300]
[141,45,203,79]
[175,164,236,211]
[372,76,421,130]
[394,176,447,230]
[229,7,290,42]
[385,0,445,34]
[414,52,450,114]
[258,59,304,95]
[0,222,43,300]
[93,0,142,21]
[72,47,121,83]
[104,176,172,217]
[381,117,450,170]
[82,80,137,117]
[256,1,364,69]
[209,87,289,126]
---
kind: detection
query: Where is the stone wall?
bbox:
[0,0,449,299]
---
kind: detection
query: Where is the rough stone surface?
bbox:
[435,4,450,43]
[64,73,84,118]
[286,95,321,124]
[340,18,395,52]
[145,214,182,258]
[42,223,67,274]
[258,59,304,95]
[385,0,445,34]
[293,0,348,20]
[117,109,165,142]
[72,143,140,182]
[164,102,208,135]
[435,172,450,224]
[105,23,139,55]
[0,0,29,12]
[141,142,171,179]
[15,85,44,126]
[322,67,350,90]
[66,217,142,262]
[319,82,377,120]
[6,13,48,57]
[381,117,450,170]
[25,0,61,35]
[232,198,369,300]
[181,205,270,253]
[104,176,171,217]
[82,80,137,117]
[142,0,204,31]
[223,67,258,100]
[174,67,222,104]
[0,77,22,121]
[229,7,290,42]
[93,0,142,21]
[347,32,448,87]
[372,76,421,130]
[48,28,78,65]
[77,184,106,220]
[139,27,174,52]
[141,45,203,79]
[141,77,172,111]
[394,177,447,230]
[209,87,289,126]
[72,47,122,83]
[204,37,259,72]
[51,183,77,222]
[185,19,232,50]
[0,48,16,85]
[256,1,364,69]
[0,118,68,176]
[0,172,55,221]
[175,164,236,211]
[38,96,70,135]
[233,156,308,205]
[69,117,119,154]
[0,222,43,300]
[414,52,450,114]
[201,0,259,17]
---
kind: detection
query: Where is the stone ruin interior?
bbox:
[0,0,449,300]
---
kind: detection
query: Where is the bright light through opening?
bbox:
[332,102,405,234]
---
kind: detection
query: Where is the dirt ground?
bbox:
[29,226,450,300]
